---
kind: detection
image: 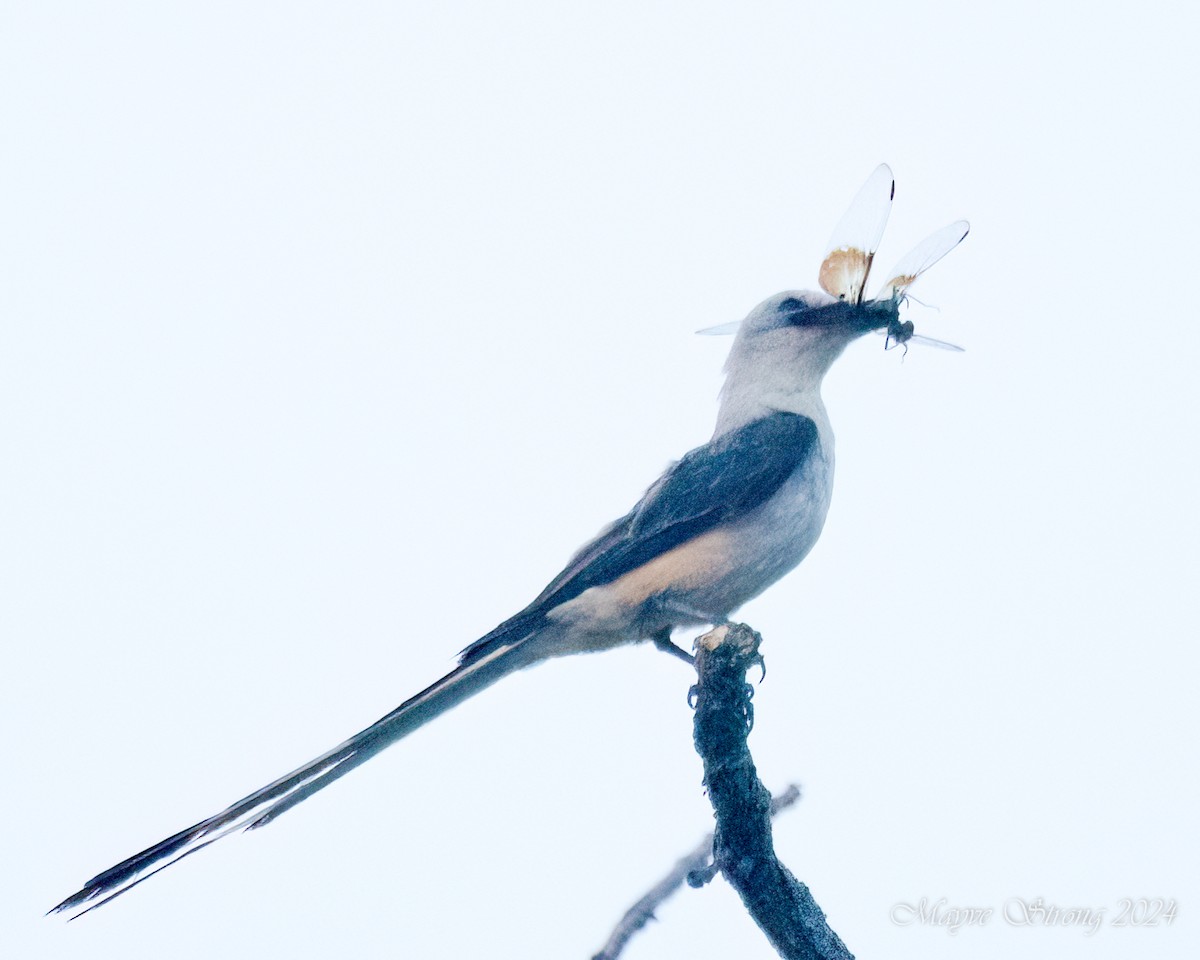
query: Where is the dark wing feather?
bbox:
[461,412,819,662]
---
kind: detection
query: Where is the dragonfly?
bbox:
[702,163,969,349]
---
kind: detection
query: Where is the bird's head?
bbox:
[713,290,900,434]
[730,290,900,379]
[711,166,969,435]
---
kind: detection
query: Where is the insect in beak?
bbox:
[884,316,916,353]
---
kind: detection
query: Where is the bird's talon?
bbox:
[686,862,718,888]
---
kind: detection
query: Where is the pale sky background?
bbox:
[3,3,1198,959]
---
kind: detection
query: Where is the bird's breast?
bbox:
[709,443,835,610]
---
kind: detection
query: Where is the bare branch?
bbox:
[690,623,853,960]
[592,786,802,960]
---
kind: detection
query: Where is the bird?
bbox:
[52,163,968,918]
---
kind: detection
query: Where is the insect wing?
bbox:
[873,220,969,301]
[818,163,895,305]
[695,321,742,336]
[909,333,965,352]
[874,329,966,352]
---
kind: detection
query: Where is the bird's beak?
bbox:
[812,298,898,336]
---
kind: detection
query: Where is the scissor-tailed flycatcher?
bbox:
[53,164,968,917]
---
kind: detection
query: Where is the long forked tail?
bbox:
[51,636,537,919]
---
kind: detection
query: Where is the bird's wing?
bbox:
[461,412,819,662]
